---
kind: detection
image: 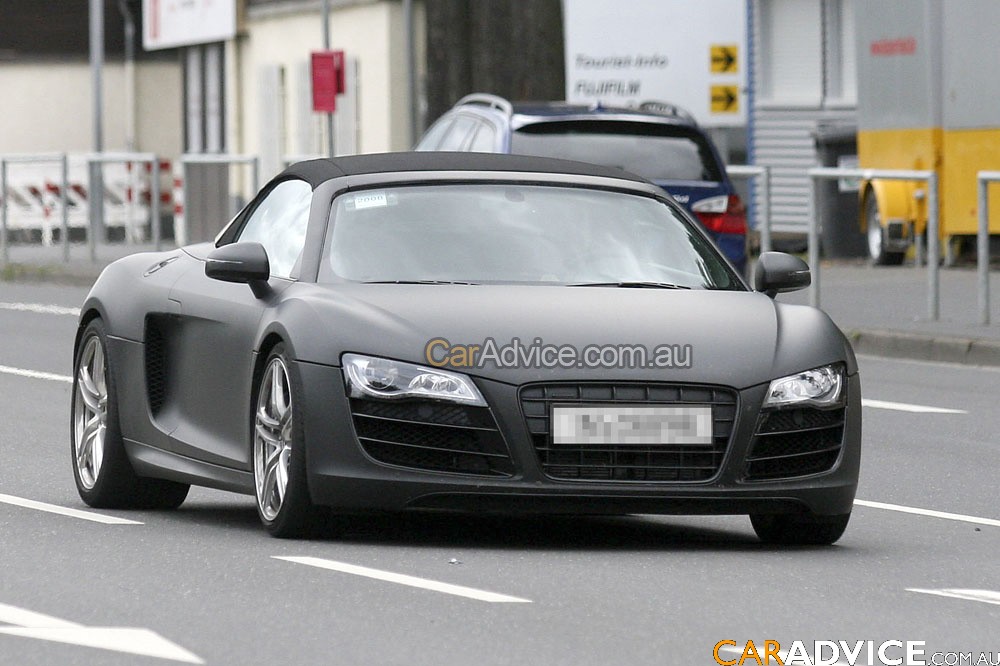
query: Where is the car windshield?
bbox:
[320,184,741,289]
[511,120,723,182]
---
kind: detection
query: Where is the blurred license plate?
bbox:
[552,405,713,446]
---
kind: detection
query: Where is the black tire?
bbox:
[71,318,190,510]
[865,193,905,266]
[252,344,321,538]
[750,512,851,546]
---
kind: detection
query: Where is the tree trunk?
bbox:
[423,0,565,130]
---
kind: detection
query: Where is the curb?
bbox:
[845,328,1000,367]
[1,262,103,287]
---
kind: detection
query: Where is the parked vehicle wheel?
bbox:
[71,319,190,509]
[253,344,320,537]
[865,193,905,265]
[750,512,851,546]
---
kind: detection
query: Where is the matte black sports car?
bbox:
[71,152,861,543]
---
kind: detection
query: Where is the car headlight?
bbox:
[764,364,844,409]
[342,353,486,406]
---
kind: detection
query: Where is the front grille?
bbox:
[520,383,737,482]
[744,406,846,481]
[350,399,513,477]
[144,318,167,414]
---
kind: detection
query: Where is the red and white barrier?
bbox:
[0,154,175,245]
[172,161,186,246]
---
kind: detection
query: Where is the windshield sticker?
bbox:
[351,191,388,210]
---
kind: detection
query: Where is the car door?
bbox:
[165,178,312,470]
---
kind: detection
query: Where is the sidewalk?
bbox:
[3,242,1000,366]
[781,259,1000,365]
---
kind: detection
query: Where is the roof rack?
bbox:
[454,93,513,116]
[637,100,697,124]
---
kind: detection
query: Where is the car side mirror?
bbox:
[206,242,271,297]
[754,251,811,299]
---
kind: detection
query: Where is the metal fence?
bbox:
[180,153,260,194]
[86,151,162,257]
[0,153,69,264]
[726,164,772,254]
[1,154,996,327]
[177,153,260,246]
[976,171,1000,325]
[807,167,940,320]
[0,151,173,265]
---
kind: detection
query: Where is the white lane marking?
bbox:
[0,302,80,317]
[854,499,1000,528]
[907,588,1000,607]
[0,494,143,525]
[861,398,967,414]
[0,604,81,630]
[0,602,203,664]
[274,556,532,603]
[0,365,72,384]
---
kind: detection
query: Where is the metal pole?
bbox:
[90,0,104,263]
[808,173,821,308]
[1,159,8,266]
[86,158,97,263]
[978,175,992,326]
[151,160,162,251]
[251,157,260,194]
[759,167,772,254]
[60,154,69,262]
[725,165,771,256]
[119,0,137,153]
[927,173,939,321]
[322,0,335,157]
[404,0,417,144]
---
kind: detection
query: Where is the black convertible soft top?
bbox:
[280,151,648,188]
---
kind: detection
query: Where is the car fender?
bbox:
[76,251,185,354]
[770,301,858,379]
[860,179,920,231]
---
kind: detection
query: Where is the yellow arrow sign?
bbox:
[710,44,738,73]
[710,85,739,113]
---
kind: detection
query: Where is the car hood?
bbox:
[285,284,856,389]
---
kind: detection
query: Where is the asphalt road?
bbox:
[1,282,998,665]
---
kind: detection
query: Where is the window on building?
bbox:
[757,0,855,108]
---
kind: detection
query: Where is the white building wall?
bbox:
[235,0,415,180]
[0,61,182,156]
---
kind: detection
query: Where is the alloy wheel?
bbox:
[73,335,108,490]
[254,356,293,522]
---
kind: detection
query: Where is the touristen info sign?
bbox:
[563,0,746,127]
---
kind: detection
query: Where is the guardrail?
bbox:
[86,152,162,257]
[1,153,70,264]
[726,165,772,254]
[976,171,1000,325]
[181,153,260,193]
[808,167,940,321]
[178,153,260,246]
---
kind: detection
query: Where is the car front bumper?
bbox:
[298,363,861,518]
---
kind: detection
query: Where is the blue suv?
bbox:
[415,94,748,273]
